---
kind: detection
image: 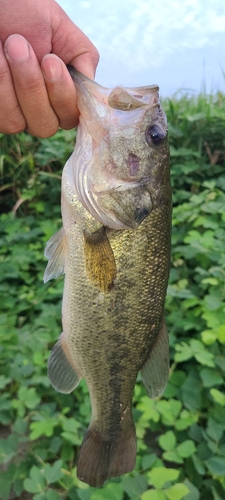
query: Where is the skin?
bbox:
[0,0,99,137]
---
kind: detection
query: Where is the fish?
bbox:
[43,66,171,488]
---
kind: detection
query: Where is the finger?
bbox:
[66,36,100,81]
[52,7,99,79]
[4,34,59,138]
[0,40,26,134]
[41,54,79,129]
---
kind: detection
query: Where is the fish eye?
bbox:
[145,125,165,147]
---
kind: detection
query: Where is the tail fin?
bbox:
[77,427,136,487]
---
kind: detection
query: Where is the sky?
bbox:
[57,0,225,97]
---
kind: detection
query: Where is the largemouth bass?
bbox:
[44,67,171,487]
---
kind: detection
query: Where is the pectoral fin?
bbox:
[84,228,116,292]
[44,227,67,283]
[141,319,169,398]
[48,333,82,394]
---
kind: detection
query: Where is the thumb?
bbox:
[51,4,99,79]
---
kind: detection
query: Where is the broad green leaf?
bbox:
[137,397,160,422]
[78,486,96,500]
[44,460,63,484]
[200,368,223,388]
[12,417,28,435]
[176,440,196,458]
[90,483,123,500]
[202,310,223,329]
[174,343,193,363]
[181,371,202,411]
[190,339,215,367]
[0,435,18,464]
[24,466,46,494]
[163,382,178,398]
[61,431,82,445]
[175,410,197,431]
[206,418,223,442]
[163,450,183,464]
[201,329,217,345]
[0,376,11,390]
[148,467,179,488]
[169,371,186,387]
[211,486,225,500]
[205,456,225,476]
[18,386,41,409]
[46,490,63,500]
[165,483,189,500]
[0,464,16,500]
[157,399,181,425]
[183,479,200,500]
[141,490,166,500]
[61,416,82,432]
[142,453,157,470]
[210,389,225,406]
[201,277,219,286]
[194,351,214,367]
[191,454,206,475]
[49,436,62,454]
[168,399,182,418]
[217,325,225,344]
[30,418,59,439]
[158,431,177,451]
[204,295,221,311]
[33,494,46,500]
[12,398,25,418]
[121,473,148,497]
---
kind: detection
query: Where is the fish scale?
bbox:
[44,67,171,487]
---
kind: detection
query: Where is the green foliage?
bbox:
[0,90,225,499]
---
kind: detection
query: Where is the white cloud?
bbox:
[57,0,225,93]
[69,0,225,71]
[80,1,91,7]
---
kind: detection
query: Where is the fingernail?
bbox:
[5,34,30,61]
[42,55,63,81]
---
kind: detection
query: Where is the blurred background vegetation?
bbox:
[0,91,225,500]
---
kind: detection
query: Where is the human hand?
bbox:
[0,0,99,137]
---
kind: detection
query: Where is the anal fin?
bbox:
[48,333,81,394]
[44,227,67,283]
[141,318,169,398]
